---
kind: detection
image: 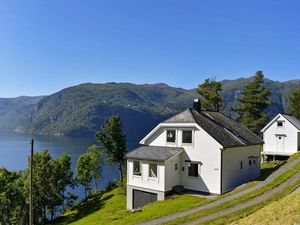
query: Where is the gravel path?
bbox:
[183,170,300,225]
[137,157,300,225]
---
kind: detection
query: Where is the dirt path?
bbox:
[137,157,300,225]
[183,170,300,225]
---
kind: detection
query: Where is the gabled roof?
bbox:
[160,108,263,148]
[261,113,300,132]
[282,114,300,131]
[191,109,263,148]
[126,146,183,162]
[164,109,196,123]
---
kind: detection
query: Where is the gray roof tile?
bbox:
[126,146,183,161]
[164,108,263,148]
[282,114,300,131]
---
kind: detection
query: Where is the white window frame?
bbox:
[133,160,142,177]
[188,162,200,177]
[277,120,284,128]
[166,129,177,144]
[181,129,193,145]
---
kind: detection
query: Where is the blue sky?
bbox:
[0,0,300,97]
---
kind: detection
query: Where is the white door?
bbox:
[276,135,285,152]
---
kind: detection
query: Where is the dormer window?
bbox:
[166,130,176,143]
[182,130,192,144]
[277,121,284,128]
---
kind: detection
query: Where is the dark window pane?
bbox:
[182,130,192,143]
[240,161,243,170]
[277,121,283,127]
[188,163,198,177]
[167,130,176,142]
[174,163,178,171]
[133,161,141,176]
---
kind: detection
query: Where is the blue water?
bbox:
[0,131,122,199]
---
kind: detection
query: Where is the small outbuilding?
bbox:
[261,113,300,157]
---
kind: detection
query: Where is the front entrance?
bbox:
[133,189,157,209]
[276,135,285,152]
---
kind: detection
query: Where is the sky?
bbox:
[0,0,300,97]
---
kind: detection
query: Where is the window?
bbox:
[149,164,157,178]
[277,121,283,127]
[133,161,141,176]
[182,130,192,144]
[249,160,252,166]
[253,159,256,165]
[166,130,176,143]
[174,163,178,171]
[188,163,199,177]
[240,161,243,170]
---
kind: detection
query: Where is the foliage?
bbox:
[31,150,74,222]
[96,116,126,181]
[196,78,222,111]
[0,168,27,225]
[1,80,300,138]
[289,87,300,119]
[75,145,103,197]
[232,71,271,133]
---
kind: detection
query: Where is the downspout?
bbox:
[220,148,224,194]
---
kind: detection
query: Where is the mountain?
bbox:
[0,96,43,132]
[22,83,198,141]
[0,78,299,141]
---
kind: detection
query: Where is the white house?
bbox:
[261,113,300,158]
[126,99,263,209]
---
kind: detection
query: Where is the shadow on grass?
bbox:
[258,161,285,181]
[49,193,114,225]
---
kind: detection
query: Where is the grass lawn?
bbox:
[50,186,210,225]
[230,189,300,225]
[162,158,300,225]
[51,153,300,225]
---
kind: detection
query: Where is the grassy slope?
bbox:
[50,160,288,225]
[51,186,209,225]
[231,189,300,225]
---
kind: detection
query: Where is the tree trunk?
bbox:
[119,163,123,182]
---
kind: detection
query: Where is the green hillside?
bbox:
[231,189,300,225]
[0,78,299,139]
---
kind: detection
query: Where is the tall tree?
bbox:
[196,78,222,111]
[289,87,300,119]
[0,168,27,225]
[96,116,126,182]
[75,145,103,197]
[30,150,74,223]
[233,71,270,133]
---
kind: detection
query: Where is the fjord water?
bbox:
[0,131,120,199]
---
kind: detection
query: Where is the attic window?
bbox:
[277,121,284,128]
[182,130,192,144]
[166,130,176,143]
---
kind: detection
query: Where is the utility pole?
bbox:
[29,139,34,225]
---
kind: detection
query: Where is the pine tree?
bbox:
[96,116,126,181]
[196,78,222,111]
[289,88,300,119]
[233,71,270,133]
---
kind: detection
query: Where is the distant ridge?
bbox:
[0,77,299,141]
